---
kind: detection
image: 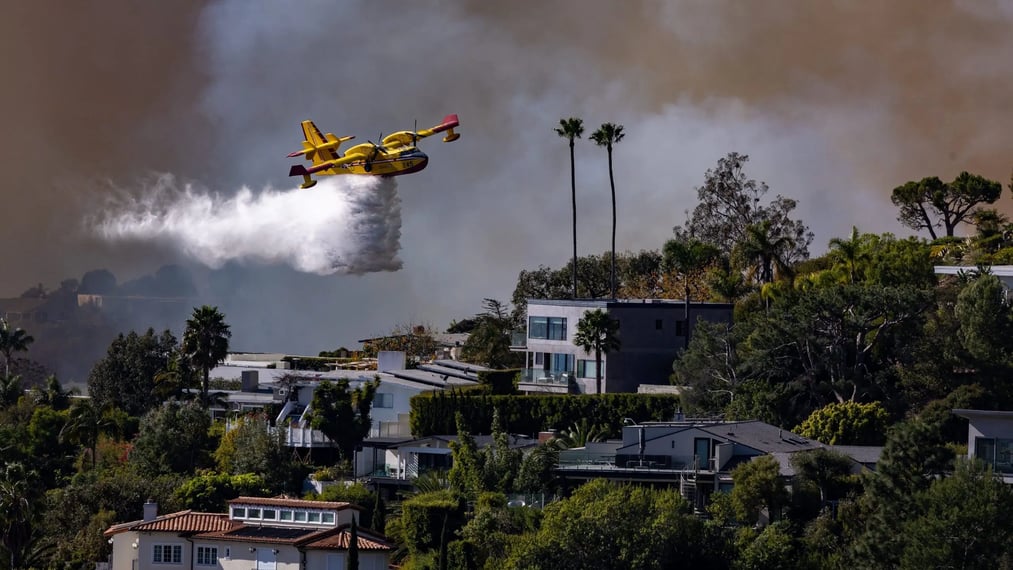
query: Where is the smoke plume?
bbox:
[93,175,402,275]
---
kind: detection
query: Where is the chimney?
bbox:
[241,370,259,392]
[143,499,158,522]
[538,430,557,444]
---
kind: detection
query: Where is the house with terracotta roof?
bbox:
[104,497,391,570]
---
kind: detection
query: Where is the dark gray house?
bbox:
[514,299,734,393]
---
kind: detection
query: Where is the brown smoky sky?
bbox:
[2,0,1012,355]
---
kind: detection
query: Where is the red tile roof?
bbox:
[228,496,357,510]
[104,511,236,537]
[302,527,392,551]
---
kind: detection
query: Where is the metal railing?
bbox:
[518,368,573,385]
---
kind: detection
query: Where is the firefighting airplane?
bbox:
[287,114,460,188]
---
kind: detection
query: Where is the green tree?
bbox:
[572,309,620,394]
[897,459,1013,569]
[448,413,483,500]
[827,226,868,284]
[955,273,1013,364]
[675,152,812,263]
[479,409,522,494]
[789,448,856,505]
[130,401,213,476]
[794,401,890,446]
[348,514,359,570]
[733,219,796,285]
[662,237,721,347]
[307,378,378,462]
[174,472,269,512]
[892,172,1004,239]
[31,374,72,411]
[555,117,585,299]
[514,442,561,495]
[0,462,44,570]
[214,414,297,493]
[87,328,178,416]
[590,122,625,299]
[0,319,34,379]
[670,320,741,415]
[728,455,789,525]
[460,299,522,369]
[0,374,22,409]
[736,522,801,570]
[182,305,232,403]
[503,479,711,570]
[62,398,115,470]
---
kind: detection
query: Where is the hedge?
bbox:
[409,391,681,437]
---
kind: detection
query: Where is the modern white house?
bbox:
[104,497,391,570]
[514,299,734,394]
[953,408,1013,483]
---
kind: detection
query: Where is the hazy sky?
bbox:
[3,1,1012,353]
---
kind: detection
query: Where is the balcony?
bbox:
[517,368,573,394]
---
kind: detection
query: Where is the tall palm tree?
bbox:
[556,117,584,299]
[590,123,625,299]
[182,305,232,404]
[573,309,621,394]
[0,320,34,378]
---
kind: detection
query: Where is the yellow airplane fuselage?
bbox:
[321,145,429,177]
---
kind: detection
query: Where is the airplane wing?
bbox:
[382,114,461,147]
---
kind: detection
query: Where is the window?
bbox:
[529,317,566,340]
[533,352,544,366]
[231,507,246,518]
[321,512,335,524]
[374,393,394,408]
[294,511,307,522]
[577,360,597,379]
[675,320,686,336]
[196,546,218,565]
[247,508,261,519]
[262,509,276,520]
[655,319,663,330]
[551,353,574,373]
[308,511,322,523]
[547,317,567,340]
[279,510,293,521]
[153,544,182,564]
[976,437,1013,474]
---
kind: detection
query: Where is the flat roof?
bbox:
[953,408,1013,420]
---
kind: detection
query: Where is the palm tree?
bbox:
[32,374,72,410]
[590,123,625,299]
[0,375,22,408]
[182,305,232,404]
[663,238,720,348]
[572,309,620,394]
[827,226,866,283]
[0,320,34,378]
[556,117,585,299]
[734,220,796,284]
[61,399,114,470]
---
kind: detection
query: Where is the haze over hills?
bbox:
[3,1,1013,361]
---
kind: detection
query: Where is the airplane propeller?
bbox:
[363,133,387,172]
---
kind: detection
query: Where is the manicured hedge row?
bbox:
[409,391,682,437]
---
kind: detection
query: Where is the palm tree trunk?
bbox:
[595,348,602,394]
[570,140,578,299]
[608,146,617,299]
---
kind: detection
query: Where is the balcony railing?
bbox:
[518,368,573,385]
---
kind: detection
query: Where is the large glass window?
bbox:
[577,359,597,379]
[196,546,218,565]
[153,544,182,564]
[976,437,1013,474]
[551,353,574,373]
[529,317,566,340]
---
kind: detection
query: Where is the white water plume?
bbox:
[93,174,402,275]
